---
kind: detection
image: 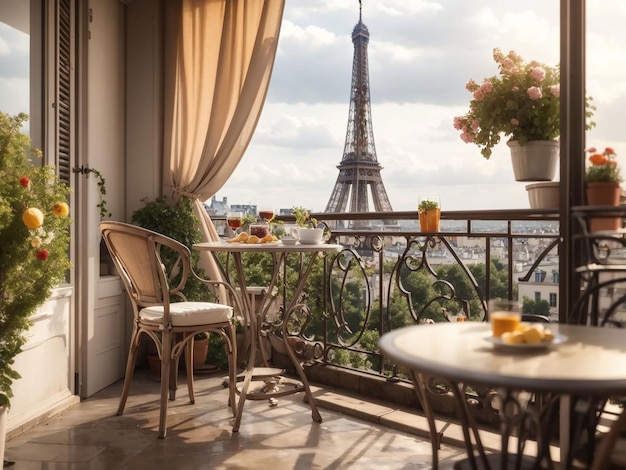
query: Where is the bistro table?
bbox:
[194,240,343,432]
[379,322,626,469]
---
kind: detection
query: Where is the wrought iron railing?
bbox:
[211,208,561,382]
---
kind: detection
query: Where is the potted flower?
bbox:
[453,48,596,181]
[584,146,623,231]
[0,112,72,460]
[291,206,324,244]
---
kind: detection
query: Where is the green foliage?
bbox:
[418,200,439,211]
[0,112,72,407]
[292,206,318,228]
[87,167,111,220]
[522,297,551,316]
[131,195,211,302]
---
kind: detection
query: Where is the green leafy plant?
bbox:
[584,146,622,183]
[454,48,596,159]
[418,200,439,212]
[131,195,212,302]
[0,112,72,407]
[292,206,318,228]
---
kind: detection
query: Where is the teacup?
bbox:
[289,227,325,244]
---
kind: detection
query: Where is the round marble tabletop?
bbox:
[379,322,626,395]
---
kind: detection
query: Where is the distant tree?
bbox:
[522,297,551,316]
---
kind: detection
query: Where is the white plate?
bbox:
[281,238,298,245]
[483,333,568,352]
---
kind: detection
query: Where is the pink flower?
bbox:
[502,58,514,71]
[453,116,464,130]
[460,132,474,143]
[550,85,560,97]
[511,118,519,126]
[527,86,543,100]
[585,147,597,153]
[472,88,485,101]
[529,66,546,82]
[512,86,519,92]
[480,81,493,93]
[471,119,479,131]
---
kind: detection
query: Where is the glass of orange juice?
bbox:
[488,299,522,337]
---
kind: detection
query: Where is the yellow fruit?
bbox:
[502,331,524,344]
[522,326,543,344]
[52,202,69,217]
[261,234,273,243]
[543,329,555,341]
[238,232,249,242]
[22,207,44,229]
[246,235,260,244]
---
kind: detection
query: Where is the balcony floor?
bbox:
[4,368,467,469]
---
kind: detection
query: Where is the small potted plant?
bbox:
[417,196,441,233]
[291,206,324,244]
[584,146,623,231]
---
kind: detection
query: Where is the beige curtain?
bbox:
[163,0,285,278]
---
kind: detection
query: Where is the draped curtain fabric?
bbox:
[163,0,285,277]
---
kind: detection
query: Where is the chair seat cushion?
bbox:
[140,302,233,326]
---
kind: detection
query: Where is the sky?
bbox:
[217,0,626,212]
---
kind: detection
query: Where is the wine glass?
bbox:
[258,205,275,223]
[258,204,275,234]
[226,211,243,237]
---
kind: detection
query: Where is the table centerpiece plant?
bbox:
[0,112,72,409]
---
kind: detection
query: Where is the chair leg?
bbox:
[117,330,141,416]
[185,335,195,404]
[226,325,238,418]
[159,331,173,439]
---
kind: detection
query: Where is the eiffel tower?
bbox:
[324,1,394,222]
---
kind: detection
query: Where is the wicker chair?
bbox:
[100,221,238,438]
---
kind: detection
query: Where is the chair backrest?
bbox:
[100,221,191,311]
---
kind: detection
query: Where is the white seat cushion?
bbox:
[140,302,233,326]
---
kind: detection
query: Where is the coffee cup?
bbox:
[289,227,324,244]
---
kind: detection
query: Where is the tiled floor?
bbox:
[4,369,467,469]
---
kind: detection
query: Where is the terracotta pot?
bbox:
[507,140,559,182]
[585,181,623,232]
[192,337,209,369]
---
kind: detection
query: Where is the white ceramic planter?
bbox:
[525,182,560,209]
[508,140,559,182]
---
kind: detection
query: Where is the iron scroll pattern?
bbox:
[319,233,488,375]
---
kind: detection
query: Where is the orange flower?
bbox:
[589,153,608,166]
[605,147,616,155]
